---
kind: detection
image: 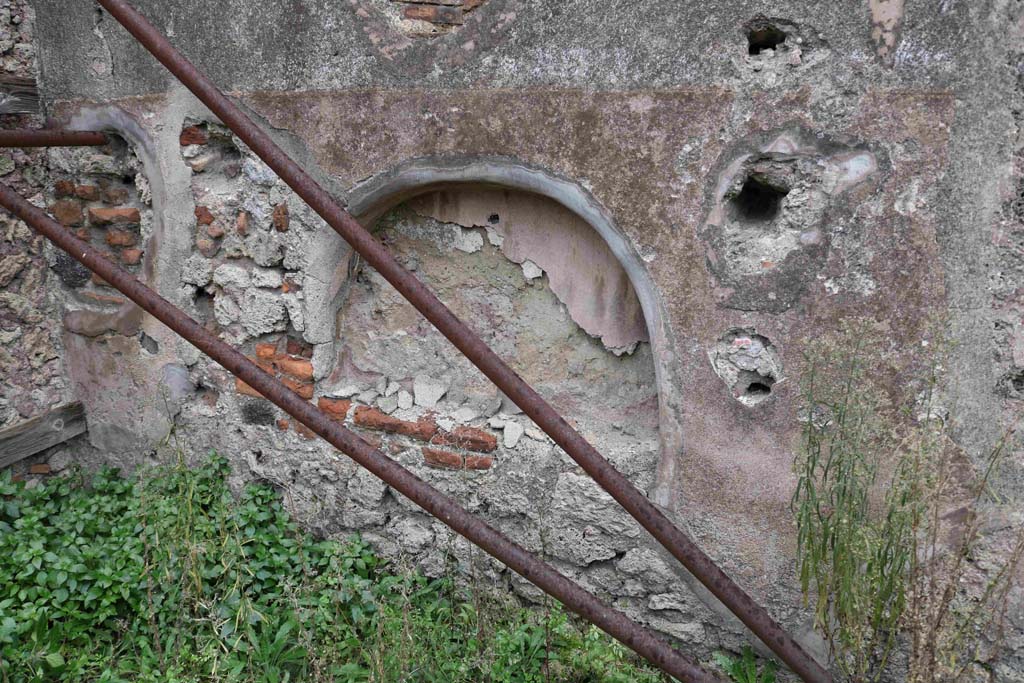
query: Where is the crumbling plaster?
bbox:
[14,0,1024,675]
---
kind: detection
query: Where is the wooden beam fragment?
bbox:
[0,403,87,469]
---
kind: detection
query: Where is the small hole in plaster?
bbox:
[733,175,788,222]
[710,329,782,407]
[488,213,500,224]
[748,24,787,54]
[139,331,159,355]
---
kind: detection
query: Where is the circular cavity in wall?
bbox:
[709,329,782,406]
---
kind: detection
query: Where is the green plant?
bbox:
[712,647,777,683]
[792,327,1024,683]
[0,454,671,683]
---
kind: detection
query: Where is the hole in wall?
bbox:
[139,331,159,355]
[488,213,500,224]
[732,175,789,221]
[709,329,782,407]
[748,23,787,54]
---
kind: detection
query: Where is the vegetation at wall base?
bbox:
[0,454,672,683]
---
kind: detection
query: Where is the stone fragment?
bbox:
[196,238,220,258]
[397,390,414,410]
[521,259,543,281]
[325,384,360,400]
[48,449,72,473]
[213,263,251,289]
[357,389,379,404]
[454,228,483,253]
[453,406,478,423]
[413,375,448,408]
[378,395,399,414]
[252,268,283,289]
[89,207,140,226]
[180,254,214,286]
[503,420,524,448]
[488,416,506,429]
[240,290,288,337]
[384,380,401,397]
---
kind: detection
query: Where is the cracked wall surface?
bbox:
[4,0,1024,677]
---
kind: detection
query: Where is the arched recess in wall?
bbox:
[302,156,686,507]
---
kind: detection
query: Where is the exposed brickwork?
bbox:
[353,405,438,441]
[88,207,141,226]
[431,425,498,453]
[234,339,315,401]
[403,4,463,25]
[318,397,352,419]
[422,446,464,469]
[422,447,494,470]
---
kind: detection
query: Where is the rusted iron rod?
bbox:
[92,2,831,679]
[0,181,721,683]
[0,129,109,147]
[91,2,831,680]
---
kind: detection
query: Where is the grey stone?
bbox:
[413,374,448,408]
[503,420,524,448]
[397,389,413,410]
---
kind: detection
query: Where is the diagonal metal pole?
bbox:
[0,181,722,683]
[87,3,831,680]
[0,129,110,147]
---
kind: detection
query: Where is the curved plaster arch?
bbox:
[302,155,686,510]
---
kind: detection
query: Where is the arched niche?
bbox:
[302,155,686,509]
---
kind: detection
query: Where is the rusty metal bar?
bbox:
[90,2,831,680]
[0,181,721,683]
[0,129,109,147]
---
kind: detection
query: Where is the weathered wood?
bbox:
[0,76,40,115]
[0,403,86,469]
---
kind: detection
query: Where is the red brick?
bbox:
[276,418,290,431]
[255,342,278,359]
[318,397,352,420]
[464,454,493,470]
[286,337,313,358]
[180,125,209,146]
[29,464,52,475]
[79,291,126,306]
[90,272,110,287]
[105,229,137,247]
[236,211,249,235]
[275,355,313,381]
[463,0,485,11]
[74,185,99,201]
[422,447,464,469]
[353,406,438,441]
[404,4,463,24]
[207,223,225,239]
[102,186,130,205]
[272,203,289,232]
[431,426,498,453]
[54,180,75,198]
[196,238,219,258]
[281,376,314,400]
[295,422,317,440]
[195,205,215,226]
[89,207,141,226]
[236,378,264,398]
[50,200,83,227]
[282,277,301,294]
[120,248,144,265]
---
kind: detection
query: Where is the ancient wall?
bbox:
[4,0,1024,676]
